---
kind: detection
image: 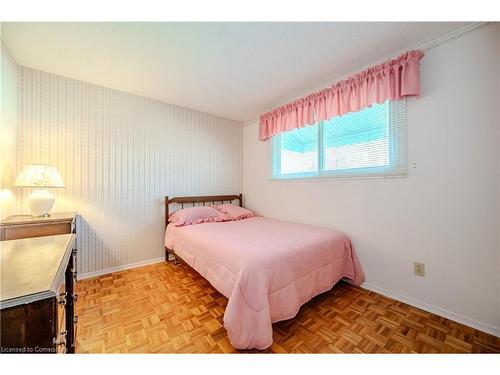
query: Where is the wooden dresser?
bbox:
[0,212,77,241]
[0,233,78,353]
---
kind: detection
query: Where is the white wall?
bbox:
[243,24,500,335]
[16,67,242,276]
[0,37,19,220]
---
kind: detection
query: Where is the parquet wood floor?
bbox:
[75,262,500,353]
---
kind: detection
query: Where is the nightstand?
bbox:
[0,212,77,241]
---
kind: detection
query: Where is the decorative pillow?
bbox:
[169,206,230,227]
[216,204,257,221]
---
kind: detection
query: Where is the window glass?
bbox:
[280,124,318,175]
[272,99,406,180]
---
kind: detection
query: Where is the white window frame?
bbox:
[272,99,407,181]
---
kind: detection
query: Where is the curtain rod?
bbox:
[245,22,488,125]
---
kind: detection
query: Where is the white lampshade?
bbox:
[14,164,65,188]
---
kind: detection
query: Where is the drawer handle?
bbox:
[72,248,78,276]
[53,330,67,347]
[74,315,79,324]
[58,292,67,306]
[73,293,79,302]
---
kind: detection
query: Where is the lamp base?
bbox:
[27,189,55,217]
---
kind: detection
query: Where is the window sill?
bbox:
[270,173,407,182]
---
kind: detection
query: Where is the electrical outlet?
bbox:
[414,262,425,277]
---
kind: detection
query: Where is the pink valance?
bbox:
[259,50,424,141]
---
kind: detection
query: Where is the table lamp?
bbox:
[14,164,65,217]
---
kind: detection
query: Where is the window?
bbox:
[272,99,406,179]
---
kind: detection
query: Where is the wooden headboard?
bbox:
[165,194,243,229]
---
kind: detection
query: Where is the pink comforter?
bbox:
[165,217,364,350]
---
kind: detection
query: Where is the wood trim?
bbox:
[165,196,169,230]
[168,194,242,205]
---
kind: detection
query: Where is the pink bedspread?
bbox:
[165,217,364,350]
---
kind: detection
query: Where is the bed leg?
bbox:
[165,247,180,265]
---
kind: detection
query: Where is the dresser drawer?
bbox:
[0,299,55,353]
[1,222,72,240]
[0,213,76,241]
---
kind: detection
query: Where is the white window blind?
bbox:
[272,99,406,180]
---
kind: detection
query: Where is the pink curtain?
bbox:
[259,50,424,141]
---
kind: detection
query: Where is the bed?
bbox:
[164,194,365,350]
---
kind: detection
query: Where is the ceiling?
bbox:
[2,22,466,122]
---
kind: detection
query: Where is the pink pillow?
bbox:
[169,206,230,227]
[216,204,257,221]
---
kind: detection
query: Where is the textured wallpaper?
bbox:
[16,67,242,276]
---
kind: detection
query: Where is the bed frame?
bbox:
[164,194,243,262]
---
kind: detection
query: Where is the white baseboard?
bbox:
[78,257,165,280]
[361,282,500,338]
